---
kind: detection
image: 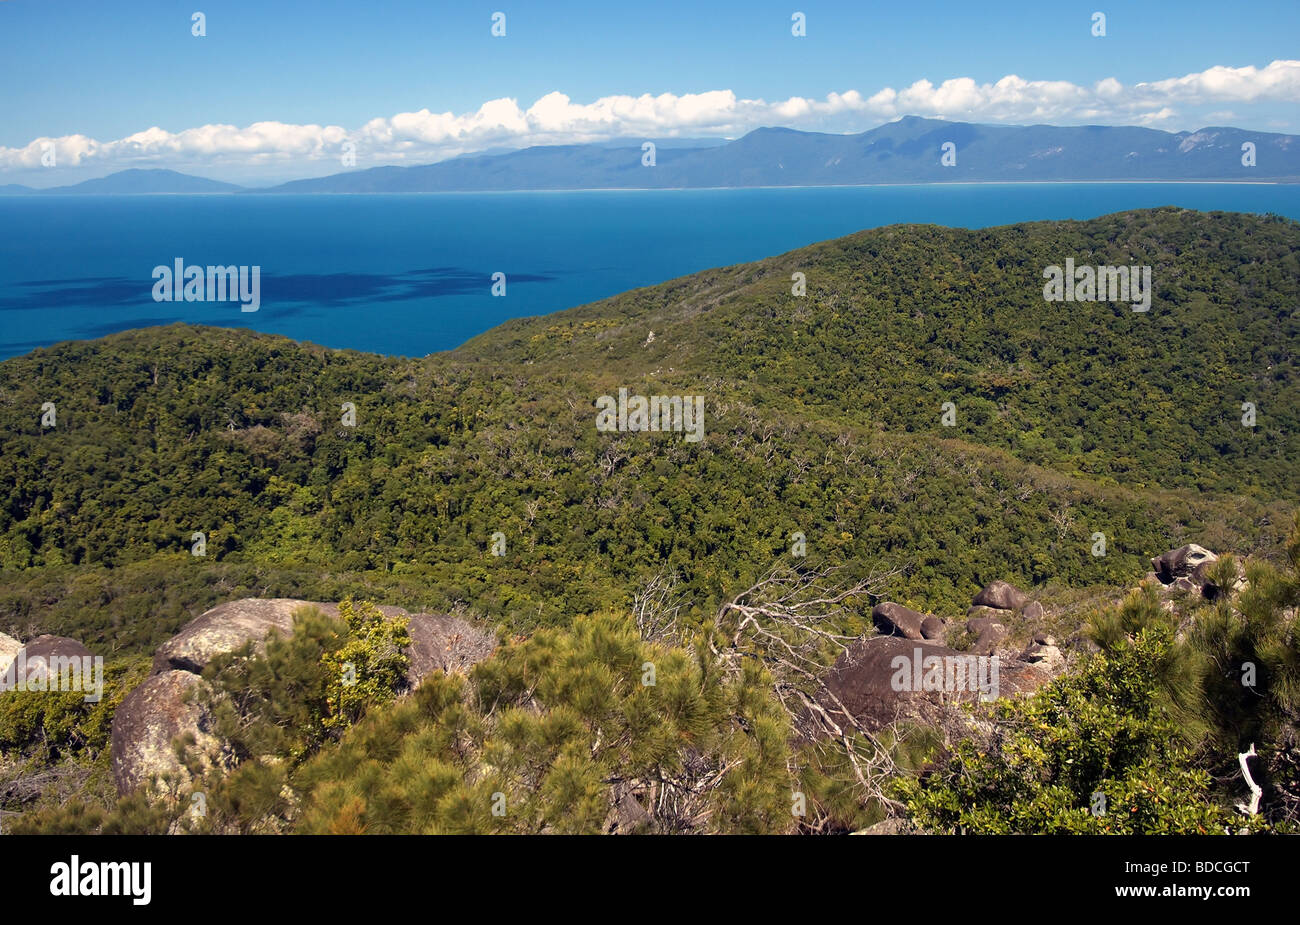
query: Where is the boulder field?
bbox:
[110,599,495,796]
[820,542,1245,735]
[23,542,1236,796]
[832,578,1063,732]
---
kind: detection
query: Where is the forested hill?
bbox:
[0,207,1297,655]
[463,207,1300,498]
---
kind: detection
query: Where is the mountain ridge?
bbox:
[4,118,1297,195]
[258,117,1300,192]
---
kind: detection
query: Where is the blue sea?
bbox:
[2,184,1298,361]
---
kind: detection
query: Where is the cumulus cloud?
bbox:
[1135,59,1300,102]
[3,60,1297,178]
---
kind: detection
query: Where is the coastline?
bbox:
[0,179,1289,197]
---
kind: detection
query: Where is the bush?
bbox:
[897,628,1245,834]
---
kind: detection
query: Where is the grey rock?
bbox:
[110,670,228,796]
[153,599,313,674]
[0,632,21,677]
[1021,642,1065,672]
[972,580,1031,612]
[966,616,1006,637]
[972,625,1008,657]
[919,616,947,642]
[153,598,495,687]
[858,817,904,835]
[6,635,94,686]
[1150,544,1217,585]
[872,602,931,641]
[818,636,1053,733]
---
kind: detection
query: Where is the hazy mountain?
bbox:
[10,121,1293,196]
[256,117,1300,193]
[40,168,244,194]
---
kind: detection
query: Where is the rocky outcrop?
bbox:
[965,615,1003,636]
[1020,634,1065,673]
[972,580,1031,612]
[871,603,931,641]
[152,599,491,688]
[971,624,1008,657]
[20,635,93,661]
[151,598,304,673]
[114,598,497,796]
[0,632,20,677]
[1151,544,1217,585]
[110,670,229,796]
[1149,544,1245,601]
[919,616,947,642]
[151,599,397,674]
[812,541,1263,744]
[818,636,1056,732]
[965,581,1047,654]
[963,614,1008,656]
[5,635,94,685]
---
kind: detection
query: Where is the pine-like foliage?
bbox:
[293,612,793,834]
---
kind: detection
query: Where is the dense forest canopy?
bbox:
[2,206,1298,834]
[1,208,1294,654]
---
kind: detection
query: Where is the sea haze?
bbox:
[2,184,1298,360]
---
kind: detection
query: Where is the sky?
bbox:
[1,0,1297,187]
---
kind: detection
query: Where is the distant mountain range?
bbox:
[4,118,1297,195]
[0,168,243,195]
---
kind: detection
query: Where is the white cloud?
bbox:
[1135,60,1300,102]
[3,60,1297,179]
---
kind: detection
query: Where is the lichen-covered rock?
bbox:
[1021,640,1066,673]
[110,670,228,796]
[153,598,495,686]
[0,632,21,677]
[966,615,1005,636]
[152,598,416,672]
[152,599,314,674]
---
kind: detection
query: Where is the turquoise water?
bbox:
[1,184,1297,360]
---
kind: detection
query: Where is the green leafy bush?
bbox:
[897,628,1242,833]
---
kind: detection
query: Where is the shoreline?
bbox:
[0,179,1290,197]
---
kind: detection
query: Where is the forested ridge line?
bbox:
[0,207,1295,654]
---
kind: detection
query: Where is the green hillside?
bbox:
[2,207,1298,834]
[1,208,1295,652]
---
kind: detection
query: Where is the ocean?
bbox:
[2,183,1298,360]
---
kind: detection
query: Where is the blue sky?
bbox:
[2,0,1297,185]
